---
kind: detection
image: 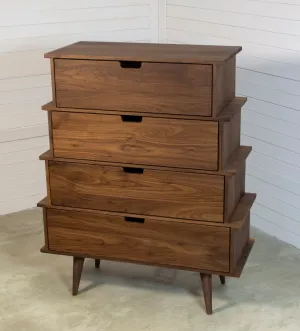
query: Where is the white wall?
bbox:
[0,0,159,215]
[166,0,300,248]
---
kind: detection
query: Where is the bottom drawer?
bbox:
[46,209,230,273]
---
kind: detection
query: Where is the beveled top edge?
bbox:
[44,41,242,64]
[37,192,255,229]
[42,97,247,122]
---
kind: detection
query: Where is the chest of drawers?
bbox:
[38,42,256,315]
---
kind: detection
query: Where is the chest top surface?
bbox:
[44,41,241,64]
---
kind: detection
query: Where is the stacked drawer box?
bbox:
[38,42,256,315]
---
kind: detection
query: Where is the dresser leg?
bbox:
[200,273,212,315]
[219,275,225,285]
[72,257,85,296]
[95,259,101,268]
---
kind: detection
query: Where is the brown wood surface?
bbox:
[42,208,49,249]
[72,256,84,295]
[37,192,256,229]
[231,213,250,272]
[40,145,252,177]
[42,97,247,122]
[54,59,213,116]
[46,209,230,272]
[50,59,56,106]
[45,161,52,205]
[212,57,236,116]
[47,111,54,158]
[41,238,254,277]
[51,111,219,171]
[220,108,241,168]
[224,161,245,222]
[48,161,225,222]
[45,41,241,64]
[200,273,212,314]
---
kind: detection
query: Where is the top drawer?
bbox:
[54,59,213,116]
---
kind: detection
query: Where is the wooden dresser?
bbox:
[38,42,256,315]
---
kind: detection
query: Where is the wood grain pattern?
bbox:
[232,213,250,269]
[38,193,255,229]
[42,96,247,122]
[51,111,219,171]
[47,209,230,272]
[54,59,213,116]
[212,57,236,116]
[40,146,252,177]
[224,161,245,222]
[45,41,242,64]
[48,161,225,223]
[221,108,241,168]
[50,59,56,106]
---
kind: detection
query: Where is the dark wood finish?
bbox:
[42,97,247,122]
[47,208,230,272]
[40,238,255,278]
[47,111,54,158]
[231,214,250,272]
[38,192,256,229]
[212,57,236,116]
[224,161,245,222]
[219,275,226,285]
[200,273,212,315]
[51,111,219,170]
[42,208,49,249]
[39,145,252,177]
[54,59,213,116]
[72,256,84,295]
[220,107,241,169]
[50,59,56,106]
[45,161,51,205]
[39,42,255,314]
[45,41,242,64]
[48,160,224,222]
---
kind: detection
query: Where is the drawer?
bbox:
[46,208,230,272]
[54,59,213,116]
[51,111,219,171]
[48,161,225,223]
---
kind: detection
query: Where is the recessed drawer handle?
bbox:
[124,216,145,224]
[119,60,142,69]
[123,167,144,174]
[121,115,143,123]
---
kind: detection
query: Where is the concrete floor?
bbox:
[0,208,300,331]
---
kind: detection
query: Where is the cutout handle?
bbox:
[121,115,143,123]
[123,167,144,174]
[124,216,145,224]
[119,61,142,69]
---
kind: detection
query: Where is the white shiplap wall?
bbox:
[0,0,159,215]
[166,0,300,248]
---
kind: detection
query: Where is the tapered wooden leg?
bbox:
[72,257,85,296]
[219,275,225,285]
[95,259,101,268]
[200,273,212,315]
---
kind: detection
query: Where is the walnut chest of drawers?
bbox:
[38,42,256,315]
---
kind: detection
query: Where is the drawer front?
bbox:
[54,59,213,116]
[52,112,219,171]
[49,161,225,222]
[47,209,230,272]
